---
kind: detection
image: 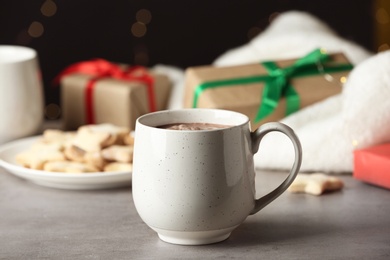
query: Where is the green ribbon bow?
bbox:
[192,48,353,122]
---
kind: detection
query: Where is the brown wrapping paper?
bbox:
[61,72,172,130]
[184,53,351,130]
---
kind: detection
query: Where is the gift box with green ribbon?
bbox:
[183,49,353,130]
[58,59,172,130]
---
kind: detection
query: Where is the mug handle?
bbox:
[250,122,302,215]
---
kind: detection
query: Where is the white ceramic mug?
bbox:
[132,109,302,245]
[0,45,44,144]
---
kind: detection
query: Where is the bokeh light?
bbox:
[136,9,152,24]
[28,21,44,38]
[340,76,347,84]
[16,29,32,45]
[133,44,149,65]
[376,7,389,24]
[134,51,149,66]
[378,43,390,52]
[44,103,62,120]
[41,0,57,17]
[131,22,147,37]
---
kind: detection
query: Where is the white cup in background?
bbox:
[0,45,44,144]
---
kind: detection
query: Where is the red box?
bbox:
[353,143,390,190]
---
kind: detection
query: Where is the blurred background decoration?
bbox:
[0,0,388,120]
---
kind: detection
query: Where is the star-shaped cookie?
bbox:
[288,173,344,195]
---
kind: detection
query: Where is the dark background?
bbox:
[0,0,380,118]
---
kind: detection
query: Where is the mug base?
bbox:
[151,225,239,245]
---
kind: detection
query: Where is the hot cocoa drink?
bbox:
[158,122,231,130]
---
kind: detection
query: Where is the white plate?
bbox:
[0,136,132,190]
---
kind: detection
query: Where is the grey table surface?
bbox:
[1,164,389,260]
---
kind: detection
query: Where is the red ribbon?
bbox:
[54,59,156,124]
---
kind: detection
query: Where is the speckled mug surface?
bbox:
[132,109,302,245]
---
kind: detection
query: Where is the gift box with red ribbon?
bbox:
[183,49,353,130]
[353,143,390,190]
[57,59,172,130]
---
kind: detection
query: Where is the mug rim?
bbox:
[0,45,37,64]
[136,108,250,132]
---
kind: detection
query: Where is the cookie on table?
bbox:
[288,173,344,196]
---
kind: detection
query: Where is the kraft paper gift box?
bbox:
[353,143,390,190]
[183,49,353,130]
[59,60,172,130]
